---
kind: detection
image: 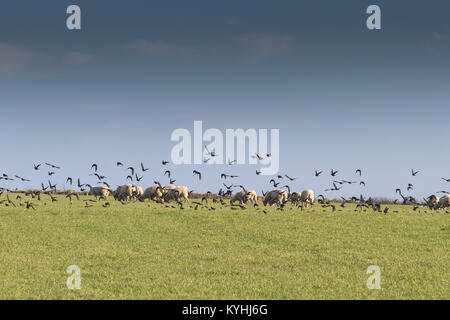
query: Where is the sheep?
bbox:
[434,195,450,210]
[113,184,133,201]
[163,186,189,202]
[132,185,144,200]
[300,189,315,208]
[86,184,111,200]
[230,190,257,205]
[141,185,164,202]
[289,192,302,205]
[244,190,258,204]
[425,195,440,209]
[263,189,288,207]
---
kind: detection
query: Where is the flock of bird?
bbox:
[0,150,449,214]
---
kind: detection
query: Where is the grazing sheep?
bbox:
[263,189,288,207]
[231,190,257,205]
[163,186,189,202]
[289,192,302,205]
[425,195,440,209]
[141,185,164,201]
[434,195,450,210]
[245,190,258,204]
[300,189,315,208]
[114,184,133,201]
[87,185,111,200]
[132,185,144,200]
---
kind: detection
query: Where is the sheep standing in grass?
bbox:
[87,184,111,200]
[289,192,302,205]
[163,186,189,202]
[132,185,144,200]
[231,190,257,205]
[244,190,258,204]
[114,184,133,201]
[263,189,288,207]
[425,195,440,209]
[435,195,450,210]
[141,185,164,202]
[300,189,315,208]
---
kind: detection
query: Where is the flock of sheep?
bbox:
[86,183,315,209]
[84,182,450,212]
[1,160,449,212]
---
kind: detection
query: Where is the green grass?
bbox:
[0,195,448,300]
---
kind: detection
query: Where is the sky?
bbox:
[0,0,449,199]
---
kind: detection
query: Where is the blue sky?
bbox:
[0,0,449,199]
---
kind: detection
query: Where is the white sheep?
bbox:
[114,184,133,201]
[141,185,164,201]
[300,189,315,208]
[231,190,257,205]
[263,189,288,207]
[435,195,450,210]
[163,186,189,202]
[87,184,111,200]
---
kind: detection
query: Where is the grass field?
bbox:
[0,195,448,300]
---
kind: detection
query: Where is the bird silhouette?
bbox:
[141,162,149,172]
[193,170,202,180]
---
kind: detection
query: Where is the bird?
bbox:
[193,170,202,180]
[284,175,296,181]
[407,183,413,191]
[204,146,218,157]
[221,173,238,179]
[360,181,366,186]
[48,180,57,190]
[411,169,419,176]
[101,182,110,188]
[355,169,362,176]
[223,183,233,190]
[228,158,236,165]
[91,164,98,172]
[325,182,341,191]
[251,153,265,160]
[116,162,123,167]
[45,163,60,169]
[14,175,30,182]
[164,170,171,178]
[127,167,135,176]
[135,174,143,182]
[90,173,106,181]
[269,179,280,187]
[141,162,149,172]
[162,160,170,165]
[315,170,322,177]
[256,170,262,175]
[441,178,450,182]
[66,177,73,185]
[331,169,339,177]
[34,164,42,170]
